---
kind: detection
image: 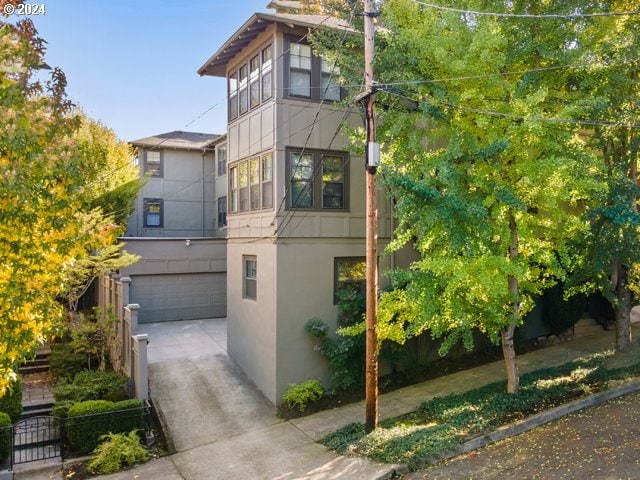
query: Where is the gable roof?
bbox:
[197,12,355,77]
[130,131,223,150]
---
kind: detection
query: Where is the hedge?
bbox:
[50,343,88,381]
[0,412,10,464]
[0,377,22,422]
[53,370,128,404]
[65,399,145,454]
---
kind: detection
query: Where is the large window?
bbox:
[334,257,366,304]
[228,152,274,213]
[287,149,348,210]
[144,150,163,177]
[286,39,343,102]
[217,144,227,176]
[218,196,227,227]
[227,44,273,121]
[143,198,163,228]
[244,256,257,300]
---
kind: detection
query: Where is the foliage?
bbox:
[0,17,85,394]
[0,377,22,422]
[69,308,117,370]
[0,412,10,463]
[87,430,149,475]
[53,370,128,404]
[50,343,90,382]
[323,353,640,470]
[282,380,324,411]
[0,16,140,393]
[66,399,145,454]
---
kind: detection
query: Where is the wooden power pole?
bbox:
[363,0,379,433]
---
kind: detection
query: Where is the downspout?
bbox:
[202,149,206,237]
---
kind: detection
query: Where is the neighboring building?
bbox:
[198,4,416,404]
[120,131,228,323]
[126,131,226,238]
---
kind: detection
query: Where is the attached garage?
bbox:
[130,273,226,323]
[118,238,227,324]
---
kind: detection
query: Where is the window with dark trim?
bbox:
[334,257,366,304]
[217,144,227,176]
[229,166,238,213]
[227,152,273,214]
[228,73,238,121]
[143,198,163,228]
[261,153,273,208]
[218,196,227,227]
[244,255,257,300]
[227,44,273,121]
[285,38,343,102]
[144,150,163,177]
[287,148,348,210]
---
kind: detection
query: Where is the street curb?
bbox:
[434,380,640,465]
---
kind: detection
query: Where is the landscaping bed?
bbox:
[322,350,640,471]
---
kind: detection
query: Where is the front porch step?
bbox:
[20,403,54,420]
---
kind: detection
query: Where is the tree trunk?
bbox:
[502,323,519,393]
[615,261,632,352]
[504,211,520,393]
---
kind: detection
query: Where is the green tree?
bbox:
[568,1,640,352]
[316,0,612,393]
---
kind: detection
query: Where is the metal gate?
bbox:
[12,416,61,467]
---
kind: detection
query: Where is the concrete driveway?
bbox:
[135,318,396,480]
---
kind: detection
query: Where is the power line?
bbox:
[412,0,640,18]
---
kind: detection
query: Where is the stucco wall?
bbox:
[126,148,220,237]
[226,241,279,403]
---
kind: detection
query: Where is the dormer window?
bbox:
[227,44,274,121]
[285,39,343,102]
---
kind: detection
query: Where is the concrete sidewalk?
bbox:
[12,319,638,480]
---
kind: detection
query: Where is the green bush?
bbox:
[0,377,22,422]
[50,343,88,381]
[87,430,149,475]
[65,399,145,454]
[0,412,10,464]
[53,370,128,404]
[282,380,324,411]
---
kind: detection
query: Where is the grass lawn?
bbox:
[322,350,640,471]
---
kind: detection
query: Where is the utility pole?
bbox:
[363,0,379,433]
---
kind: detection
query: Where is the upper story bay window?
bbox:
[228,152,274,214]
[286,39,343,102]
[227,44,273,121]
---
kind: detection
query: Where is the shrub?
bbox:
[282,380,324,411]
[87,430,149,475]
[65,399,145,454]
[53,370,128,404]
[0,412,10,464]
[50,343,88,381]
[0,377,22,422]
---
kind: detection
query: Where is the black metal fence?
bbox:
[0,404,151,471]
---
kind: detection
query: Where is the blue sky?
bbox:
[17,0,269,141]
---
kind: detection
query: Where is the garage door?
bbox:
[130,273,227,323]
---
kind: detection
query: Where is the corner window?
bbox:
[228,73,238,121]
[217,144,227,176]
[334,257,366,304]
[144,150,162,177]
[244,256,257,300]
[229,166,238,213]
[262,46,273,101]
[286,39,343,102]
[218,196,227,227]
[143,198,163,228]
[227,43,274,121]
[287,149,348,210]
[227,152,274,214]
[261,153,273,208]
